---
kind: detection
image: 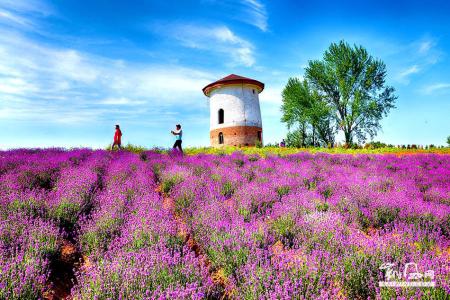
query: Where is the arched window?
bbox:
[218,109,224,124]
[218,132,224,144]
[257,131,262,141]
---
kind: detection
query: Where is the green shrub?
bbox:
[18,169,54,190]
[50,201,81,228]
[342,253,379,299]
[321,187,333,199]
[165,234,184,252]
[373,206,399,228]
[128,230,157,251]
[233,159,245,167]
[276,185,291,198]
[174,191,195,215]
[250,199,274,216]
[315,201,329,212]
[151,163,163,182]
[80,216,124,255]
[7,198,44,218]
[221,181,235,198]
[270,214,297,246]
[207,244,249,277]
[161,174,183,194]
[248,155,259,162]
[238,207,251,222]
[356,209,370,231]
[122,143,147,153]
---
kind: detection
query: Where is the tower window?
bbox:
[257,131,262,141]
[218,132,224,144]
[252,89,255,94]
[218,109,224,124]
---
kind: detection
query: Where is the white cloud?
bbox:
[399,65,420,77]
[158,24,256,67]
[241,0,268,32]
[389,37,442,85]
[0,0,54,35]
[418,40,433,54]
[395,64,420,83]
[204,0,268,32]
[421,83,450,95]
[0,77,38,95]
[0,30,216,125]
[52,50,100,83]
[259,85,283,104]
[0,0,54,17]
[99,97,145,106]
[0,9,32,27]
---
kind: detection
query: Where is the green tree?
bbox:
[305,41,397,144]
[281,78,336,147]
[447,135,450,147]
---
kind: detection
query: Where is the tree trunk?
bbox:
[344,130,352,146]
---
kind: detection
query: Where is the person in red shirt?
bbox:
[111,124,122,150]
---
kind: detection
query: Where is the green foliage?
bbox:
[7,198,44,219]
[121,143,147,153]
[128,230,157,251]
[321,187,333,199]
[276,185,291,198]
[365,141,390,149]
[342,253,379,299]
[151,163,163,182]
[80,215,124,255]
[18,169,54,190]
[303,177,318,190]
[373,206,399,228]
[270,214,297,246]
[447,135,450,147]
[238,207,251,222]
[288,40,398,145]
[220,181,235,198]
[165,234,184,252]
[174,190,195,215]
[248,155,259,162]
[233,159,245,167]
[207,232,249,277]
[50,201,81,228]
[250,198,275,216]
[315,201,329,212]
[74,254,205,299]
[161,174,183,194]
[282,78,336,147]
[356,209,370,231]
[285,129,304,148]
[183,145,450,156]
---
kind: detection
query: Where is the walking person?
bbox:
[171,124,183,154]
[111,124,122,150]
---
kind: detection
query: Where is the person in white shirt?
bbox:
[171,124,183,154]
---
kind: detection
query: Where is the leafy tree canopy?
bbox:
[282,40,397,145]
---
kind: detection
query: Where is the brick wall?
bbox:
[210,126,262,147]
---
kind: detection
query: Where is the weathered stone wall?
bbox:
[210,126,262,147]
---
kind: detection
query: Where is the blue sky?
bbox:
[0,0,449,149]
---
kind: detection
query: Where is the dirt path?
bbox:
[43,240,84,300]
[156,185,235,299]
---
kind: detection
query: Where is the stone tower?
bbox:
[202,74,264,147]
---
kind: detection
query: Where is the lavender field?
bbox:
[0,149,449,299]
